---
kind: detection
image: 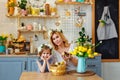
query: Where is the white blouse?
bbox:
[52,43,77,71]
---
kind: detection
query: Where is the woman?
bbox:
[50,30,78,71]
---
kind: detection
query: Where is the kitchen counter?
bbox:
[0,54,39,58]
[0,55,39,80]
[19,72,103,80]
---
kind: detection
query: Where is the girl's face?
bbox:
[52,33,63,46]
[41,49,51,58]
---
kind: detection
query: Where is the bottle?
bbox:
[5,41,8,55]
[7,41,14,54]
[45,3,51,15]
[30,36,34,54]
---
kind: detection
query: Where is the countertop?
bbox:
[19,72,103,80]
[0,54,39,58]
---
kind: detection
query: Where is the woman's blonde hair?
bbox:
[50,30,70,50]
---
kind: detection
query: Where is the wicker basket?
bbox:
[50,64,66,76]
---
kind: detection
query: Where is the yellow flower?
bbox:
[87,48,92,54]
[6,0,16,8]
[70,51,76,55]
[0,33,9,41]
[78,52,83,56]
[93,52,98,56]
[81,47,87,52]
[88,54,94,58]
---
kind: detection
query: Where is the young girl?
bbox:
[36,44,53,72]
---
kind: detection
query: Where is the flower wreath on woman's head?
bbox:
[37,43,53,55]
[48,29,63,38]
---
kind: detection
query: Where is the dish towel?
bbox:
[97,6,118,40]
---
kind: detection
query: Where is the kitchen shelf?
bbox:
[6,14,58,39]
[6,15,60,18]
[18,30,46,33]
[55,1,92,5]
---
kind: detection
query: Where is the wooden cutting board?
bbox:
[67,70,95,77]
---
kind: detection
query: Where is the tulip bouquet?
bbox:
[70,27,102,58]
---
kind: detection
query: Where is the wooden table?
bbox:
[19,72,103,80]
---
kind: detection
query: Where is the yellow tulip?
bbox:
[94,52,98,56]
[87,48,92,54]
[81,47,87,52]
[70,51,76,55]
[74,47,78,50]
[79,52,83,56]
[88,54,94,58]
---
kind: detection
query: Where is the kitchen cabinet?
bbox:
[0,56,39,80]
[86,55,101,76]
[0,57,27,80]
[27,57,39,71]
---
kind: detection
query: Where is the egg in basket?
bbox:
[50,61,66,76]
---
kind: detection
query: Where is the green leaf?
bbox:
[79,32,82,36]
[82,27,85,32]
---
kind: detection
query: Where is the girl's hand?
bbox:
[36,60,39,64]
[41,56,46,61]
[46,55,52,61]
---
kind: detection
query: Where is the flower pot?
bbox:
[8,7,14,16]
[20,9,28,16]
[77,57,86,73]
[64,0,72,2]
[76,0,85,2]
[0,46,6,53]
[40,12,44,15]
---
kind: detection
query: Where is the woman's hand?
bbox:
[62,52,72,62]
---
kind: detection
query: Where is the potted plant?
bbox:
[18,0,27,10]
[6,0,16,16]
[70,27,102,73]
[18,0,27,16]
[0,33,8,53]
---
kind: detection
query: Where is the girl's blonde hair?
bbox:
[38,45,52,56]
[50,30,70,50]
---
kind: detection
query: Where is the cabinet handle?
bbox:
[87,57,95,59]
[87,65,96,67]
[24,61,27,71]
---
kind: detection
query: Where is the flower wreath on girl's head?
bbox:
[37,43,53,54]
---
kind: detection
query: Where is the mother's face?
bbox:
[52,33,63,46]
